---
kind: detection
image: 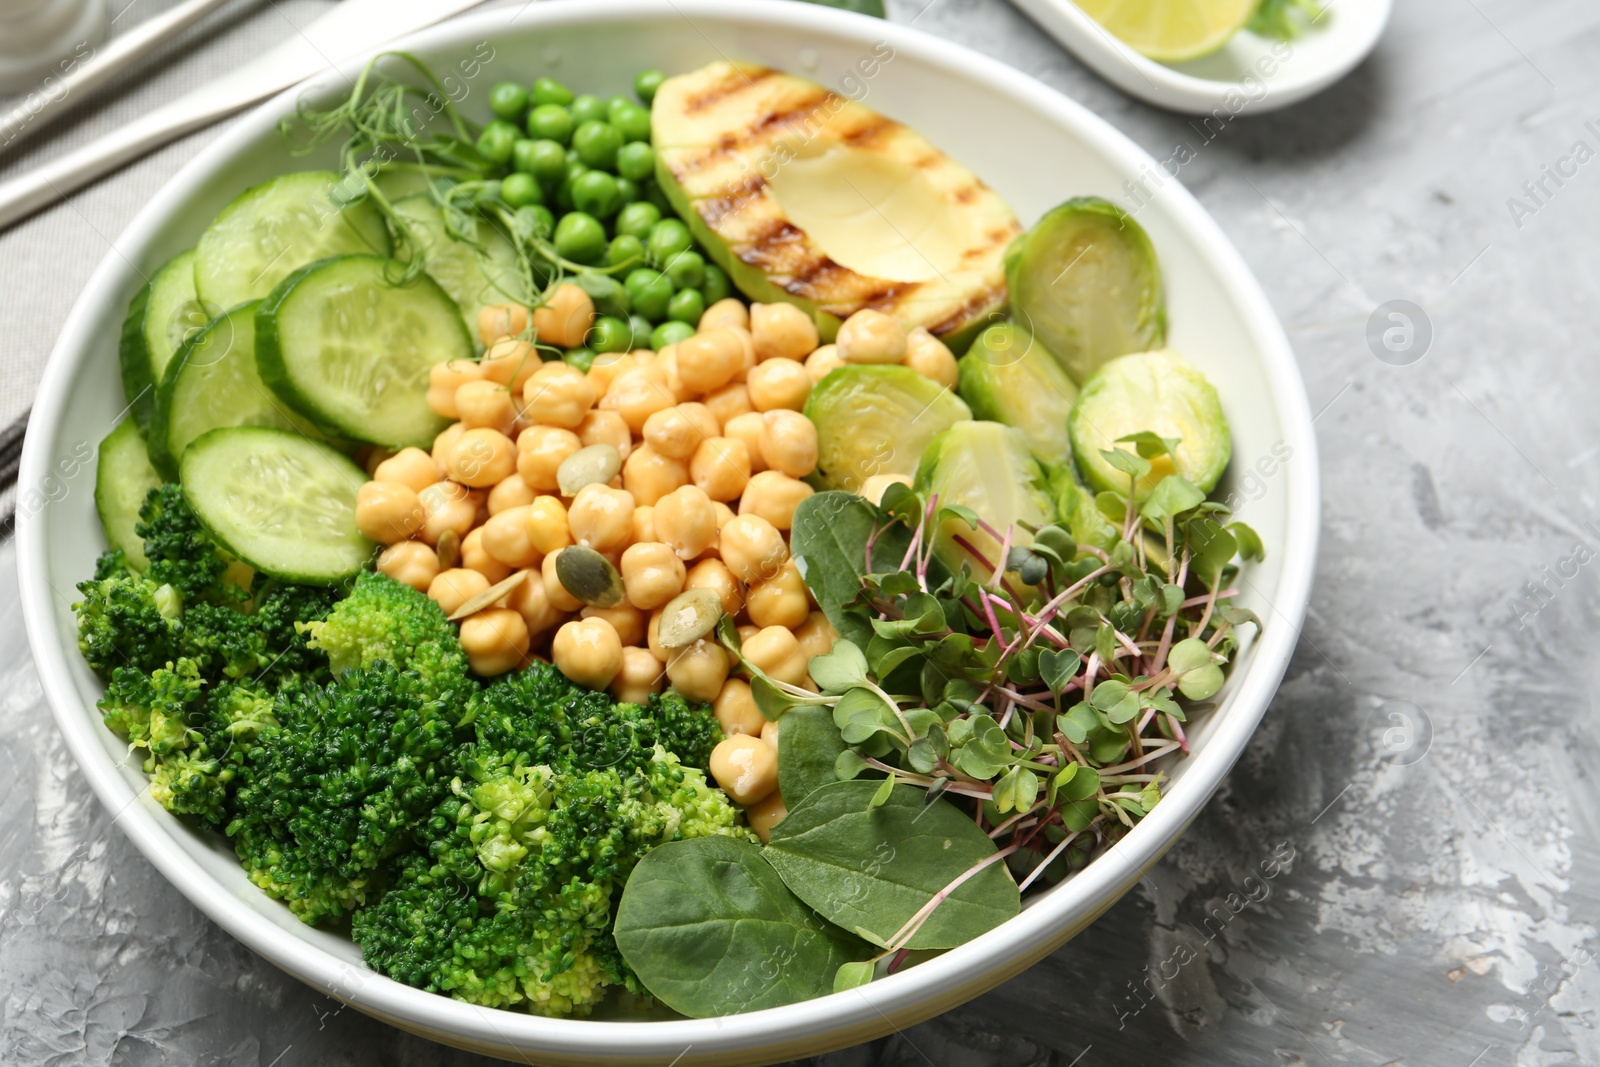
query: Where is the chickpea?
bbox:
[428,568,491,617]
[794,611,839,662]
[581,603,646,647]
[904,326,959,389]
[517,425,582,492]
[655,349,695,404]
[611,645,666,704]
[523,495,571,555]
[552,616,623,689]
[461,527,511,583]
[860,472,912,505]
[521,368,596,429]
[531,282,595,349]
[620,541,687,610]
[643,404,716,461]
[576,409,633,461]
[726,327,758,383]
[760,718,780,750]
[622,443,690,506]
[598,370,676,433]
[747,358,811,412]
[753,408,814,477]
[427,360,486,418]
[749,302,819,362]
[453,378,516,434]
[720,514,788,584]
[459,608,530,676]
[676,328,745,395]
[355,480,424,543]
[487,473,536,515]
[804,343,845,384]
[742,625,809,686]
[654,485,719,560]
[699,297,750,333]
[631,504,657,544]
[376,540,439,592]
[738,622,760,646]
[361,447,396,477]
[690,437,751,502]
[418,481,477,546]
[738,472,813,534]
[686,558,744,616]
[714,678,766,737]
[709,733,778,805]
[480,505,542,568]
[374,447,442,493]
[506,568,565,635]
[745,790,787,843]
[478,303,529,346]
[430,421,466,474]
[836,308,906,364]
[666,639,730,703]
[585,350,635,398]
[448,428,517,488]
[721,411,768,474]
[746,560,810,629]
[702,382,753,427]
[646,608,670,662]
[713,501,737,533]
[566,484,636,553]
[542,549,584,612]
[480,339,541,393]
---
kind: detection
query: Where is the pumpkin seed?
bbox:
[657,588,725,649]
[554,545,624,607]
[435,528,461,571]
[447,570,528,621]
[557,443,622,496]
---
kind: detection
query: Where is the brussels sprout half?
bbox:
[914,420,1054,581]
[1004,197,1165,385]
[957,322,1078,468]
[804,365,971,492]
[1068,350,1231,501]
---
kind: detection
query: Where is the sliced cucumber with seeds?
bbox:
[256,255,467,448]
[193,171,391,311]
[180,427,372,584]
[149,301,322,479]
[95,420,163,570]
[118,250,215,433]
[393,195,527,335]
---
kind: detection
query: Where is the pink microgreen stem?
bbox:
[1099,742,1181,774]
[884,843,1021,952]
[1016,819,1101,893]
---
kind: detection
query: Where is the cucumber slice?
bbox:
[193,171,391,310]
[392,195,527,334]
[256,255,466,448]
[179,427,373,584]
[118,250,214,433]
[149,301,322,479]
[94,420,163,570]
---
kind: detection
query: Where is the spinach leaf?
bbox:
[763,780,1020,950]
[613,836,870,1018]
[778,705,853,807]
[790,491,911,647]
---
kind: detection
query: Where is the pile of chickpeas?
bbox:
[352,282,959,838]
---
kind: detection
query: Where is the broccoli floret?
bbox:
[73,565,183,676]
[99,657,206,754]
[301,572,470,699]
[135,484,242,604]
[250,580,342,685]
[180,602,270,681]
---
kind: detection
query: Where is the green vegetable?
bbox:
[665,249,706,289]
[1249,0,1322,39]
[616,140,655,181]
[613,835,870,1018]
[118,249,211,434]
[646,218,693,264]
[527,103,573,143]
[554,211,606,263]
[570,93,608,125]
[572,119,623,169]
[94,420,162,571]
[475,119,520,166]
[634,69,664,103]
[488,81,529,121]
[500,171,541,208]
[516,137,567,183]
[651,320,694,349]
[615,201,661,240]
[1005,196,1165,385]
[957,322,1078,466]
[776,705,851,808]
[702,263,732,305]
[611,103,652,143]
[625,267,673,320]
[390,195,526,333]
[607,234,645,268]
[803,365,971,491]
[571,169,620,217]
[532,77,573,106]
[914,420,1055,581]
[789,490,915,647]
[1069,350,1231,499]
[666,286,704,325]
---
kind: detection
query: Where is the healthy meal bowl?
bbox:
[17,2,1318,1063]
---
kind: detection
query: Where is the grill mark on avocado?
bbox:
[684,66,776,113]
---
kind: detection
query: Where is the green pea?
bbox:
[616,141,655,182]
[614,176,641,205]
[702,263,732,305]
[589,314,634,353]
[532,77,574,106]
[521,138,567,185]
[646,180,674,214]
[474,180,503,207]
[554,212,607,264]
[526,104,573,144]
[625,268,674,321]
[489,82,530,122]
[564,346,597,373]
[566,146,582,165]
[651,320,695,350]
[501,172,543,208]
[634,69,665,104]
[570,93,608,125]
[572,120,624,170]
[664,249,706,290]
[524,205,555,239]
[628,314,655,349]
[667,287,705,325]
[608,234,645,268]
[615,201,662,240]
[571,170,621,218]
[611,102,652,143]
[557,159,588,211]
[475,120,520,166]
[647,218,693,265]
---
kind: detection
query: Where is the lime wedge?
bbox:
[1075,0,1259,62]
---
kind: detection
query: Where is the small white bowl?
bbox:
[16,1,1319,1063]
[1007,0,1392,114]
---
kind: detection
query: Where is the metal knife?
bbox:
[0,0,490,233]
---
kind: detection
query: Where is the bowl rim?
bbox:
[17,0,1320,1059]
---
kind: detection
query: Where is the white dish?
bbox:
[15,1,1320,1063]
[1008,0,1391,114]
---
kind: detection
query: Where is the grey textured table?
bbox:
[5,0,1600,1064]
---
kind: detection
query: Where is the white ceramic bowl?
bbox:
[16,2,1319,1063]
